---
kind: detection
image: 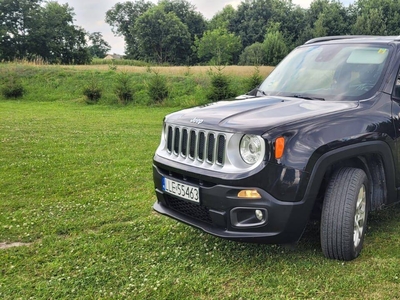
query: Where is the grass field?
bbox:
[19,58,275,78]
[1,98,400,299]
[72,65,275,78]
[0,64,273,107]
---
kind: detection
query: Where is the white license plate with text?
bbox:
[162,177,200,204]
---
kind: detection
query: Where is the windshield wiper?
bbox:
[290,95,325,101]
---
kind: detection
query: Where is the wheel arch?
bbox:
[304,141,396,214]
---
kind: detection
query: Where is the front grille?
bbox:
[166,125,226,166]
[165,195,212,224]
[198,132,205,161]
[217,135,226,164]
[174,127,180,154]
[181,129,188,157]
[207,133,215,162]
[189,130,196,158]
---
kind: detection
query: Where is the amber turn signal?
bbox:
[275,137,285,159]
[238,190,261,199]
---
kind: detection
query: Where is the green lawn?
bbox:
[1,100,400,299]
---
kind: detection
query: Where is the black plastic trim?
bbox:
[305,141,397,205]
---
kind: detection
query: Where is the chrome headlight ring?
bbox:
[239,134,265,165]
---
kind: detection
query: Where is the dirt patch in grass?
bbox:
[0,242,31,249]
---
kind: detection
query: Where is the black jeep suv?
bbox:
[152,36,400,261]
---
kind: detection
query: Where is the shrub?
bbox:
[115,73,134,105]
[245,66,263,92]
[207,66,235,102]
[108,64,117,71]
[184,66,192,77]
[2,73,25,99]
[147,70,169,104]
[83,75,102,104]
[263,24,288,66]
[239,43,265,66]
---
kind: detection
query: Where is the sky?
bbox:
[55,0,355,55]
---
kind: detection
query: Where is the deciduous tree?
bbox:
[308,0,350,37]
[263,24,288,66]
[0,0,43,60]
[31,2,90,64]
[195,28,242,65]
[352,0,400,35]
[239,42,265,65]
[88,32,111,59]
[231,0,275,48]
[158,0,206,64]
[105,0,154,59]
[352,8,387,35]
[0,0,90,64]
[208,5,236,31]
[135,6,191,64]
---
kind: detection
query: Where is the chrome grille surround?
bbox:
[165,125,226,166]
[156,123,267,173]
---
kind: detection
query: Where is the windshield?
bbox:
[258,44,391,101]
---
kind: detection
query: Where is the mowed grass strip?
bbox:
[71,65,275,78]
[1,101,400,299]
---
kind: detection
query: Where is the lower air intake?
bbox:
[165,195,212,224]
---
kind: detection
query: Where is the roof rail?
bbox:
[304,35,378,45]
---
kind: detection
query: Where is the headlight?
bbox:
[240,135,264,165]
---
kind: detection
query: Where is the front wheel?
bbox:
[321,167,369,261]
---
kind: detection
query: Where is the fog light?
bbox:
[255,209,264,221]
[230,208,268,228]
[238,190,261,199]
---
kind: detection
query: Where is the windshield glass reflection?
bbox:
[259,44,391,101]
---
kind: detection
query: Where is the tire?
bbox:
[321,167,369,261]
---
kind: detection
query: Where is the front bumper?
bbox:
[153,163,315,244]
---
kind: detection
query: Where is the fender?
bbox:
[301,141,397,205]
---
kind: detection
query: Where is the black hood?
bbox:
[165,96,358,134]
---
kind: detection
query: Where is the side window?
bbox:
[393,70,400,98]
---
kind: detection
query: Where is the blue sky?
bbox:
[55,0,355,54]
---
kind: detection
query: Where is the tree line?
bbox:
[107,0,400,65]
[0,0,111,64]
[1,0,400,65]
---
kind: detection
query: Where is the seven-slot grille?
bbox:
[166,125,226,166]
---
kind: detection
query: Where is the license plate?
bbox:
[162,177,200,204]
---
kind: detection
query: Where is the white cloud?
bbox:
[192,0,241,19]
[292,0,313,7]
